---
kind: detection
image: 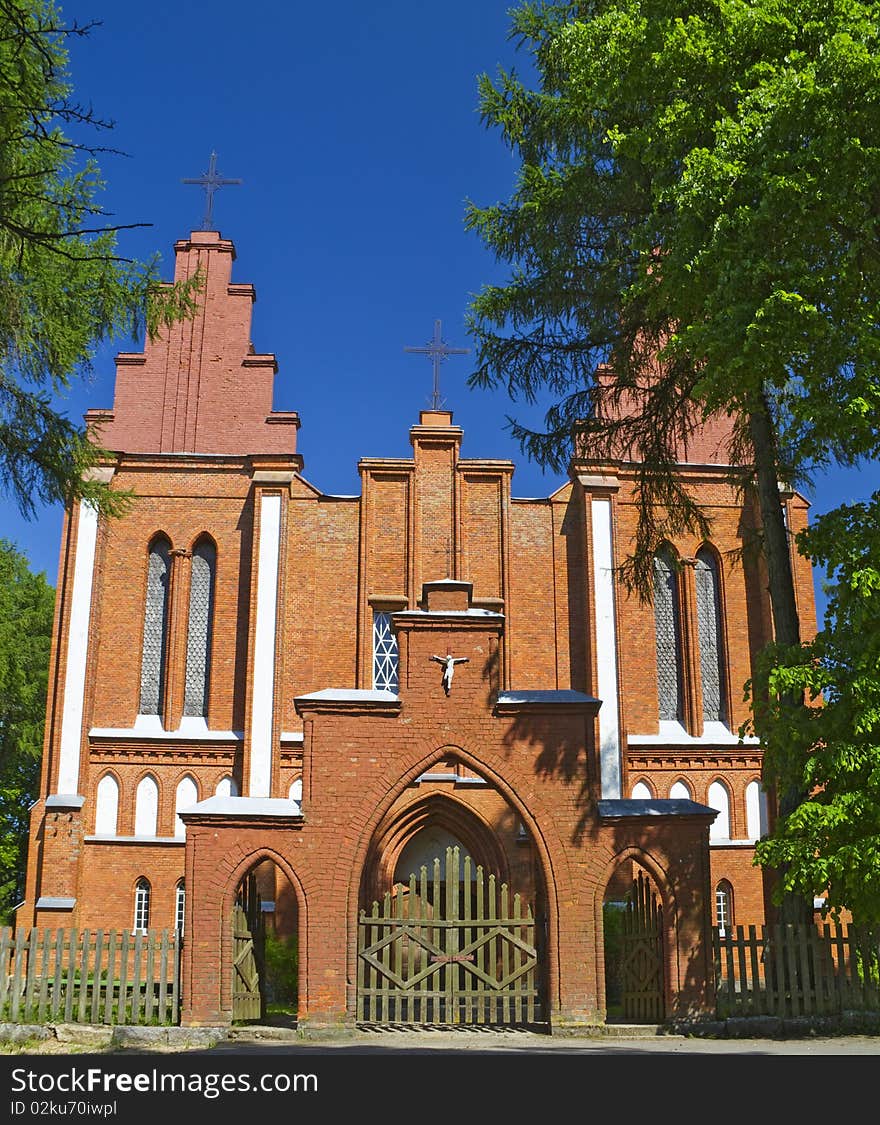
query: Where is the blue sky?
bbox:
[5,0,878,625]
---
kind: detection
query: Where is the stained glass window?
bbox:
[653,548,682,721]
[373,611,399,692]
[184,541,216,717]
[695,548,726,723]
[139,539,171,715]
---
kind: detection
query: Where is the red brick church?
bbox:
[20,227,817,1030]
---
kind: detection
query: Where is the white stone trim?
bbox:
[249,493,281,798]
[57,501,99,795]
[592,497,622,798]
[92,721,243,741]
[84,836,184,845]
[628,720,759,746]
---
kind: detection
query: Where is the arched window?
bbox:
[94,774,119,835]
[746,780,769,840]
[289,777,303,811]
[215,775,238,798]
[175,880,185,936]
[653,547,683,721]
[631,781,653,800]
[715,880,734,936]
[372,610,399,692]
[669,780,692,800]
[184,539,216,718]
[174,776,198,838]
[708,780,731,841]
[134,878,151,933]
[134,775,159,837]
[695,548,726,724]
[139,538,171,716]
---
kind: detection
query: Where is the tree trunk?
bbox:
[748,393,813,925]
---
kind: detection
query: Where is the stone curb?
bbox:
[2,1013,880,1048]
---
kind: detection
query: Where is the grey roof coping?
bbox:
[598,798,717,818]
[46,794,85,809]
[295,689,399,703]
[394,609,504,619]
[497,690,600,706]
[180,796,302,818]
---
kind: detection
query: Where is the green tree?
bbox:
[0,539,54,924]
[750,492,880,922]
[466,0,880,919]
[0,0,200,520]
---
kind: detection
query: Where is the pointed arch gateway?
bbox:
[356,771,547,1027]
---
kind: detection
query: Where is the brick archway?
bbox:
[360,791,512,908]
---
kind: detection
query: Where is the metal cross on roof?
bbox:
[404,319,470,410]
[181,152,242,231]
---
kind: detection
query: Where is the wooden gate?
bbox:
[232,877,264,1022]
[619,871,665,1023]
[357,846,541,1025]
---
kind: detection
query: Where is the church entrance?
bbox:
[356,844,541,1026]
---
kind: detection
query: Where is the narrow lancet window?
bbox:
[695,548,726,723]
[139,538,171,715]
[184,540,216,717]
[373,610,399,692]
[653,547,683,721]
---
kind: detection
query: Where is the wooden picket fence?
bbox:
[713,923,880,1018]
[0,927,180,1026]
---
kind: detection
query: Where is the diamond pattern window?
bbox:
[695,548,726,723]
[373,611,399,692]
[653,548,683,721]
[184,540,216,717]
[139,539,171,715]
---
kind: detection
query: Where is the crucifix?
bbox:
[181,152,242,231]
[430,652,469,696]
[404,319,470,410]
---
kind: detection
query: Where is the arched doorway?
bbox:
[602,860,665,1024]
[356,785,547,1027]
[231,859,299,1024]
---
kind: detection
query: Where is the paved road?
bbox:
[199,1026,880,1054]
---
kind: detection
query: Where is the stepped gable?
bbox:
[84,229,299,456]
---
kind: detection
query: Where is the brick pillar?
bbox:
[162,548,192,732]
[679,557,704,736]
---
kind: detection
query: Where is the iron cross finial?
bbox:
[181,151,242,231]
[404,319,470,410]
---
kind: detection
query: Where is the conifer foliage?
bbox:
[0,540,53,923]
[0,0,200,519]
[467,1,880,918]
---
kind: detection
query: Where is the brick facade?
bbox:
[20,228,817,1031]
